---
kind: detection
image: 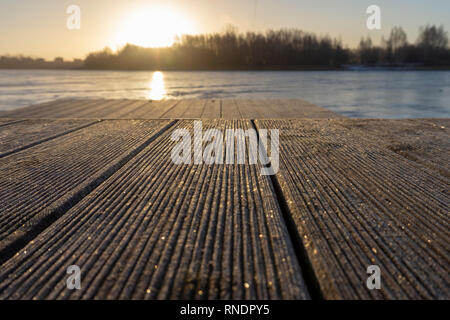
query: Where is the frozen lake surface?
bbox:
[1,69,449,118]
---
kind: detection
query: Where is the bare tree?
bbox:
[417,25,448,50]
[382,27,408,63]
[417,25,449,63]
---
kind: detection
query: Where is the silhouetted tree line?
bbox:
[2,25,448,70]
[84,25,450,70]
[358,25,449,66]
[0,56,83,69]
[84,28,349,70]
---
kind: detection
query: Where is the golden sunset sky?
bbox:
[1,0,449,60]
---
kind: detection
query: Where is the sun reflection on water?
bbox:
[148,71,166,100]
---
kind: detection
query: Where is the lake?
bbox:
[0,69,449,118]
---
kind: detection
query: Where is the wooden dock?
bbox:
[0,99,448,300]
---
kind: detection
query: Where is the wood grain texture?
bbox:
[256,119,449,299]
[334,118,450,177]
[0,99,448,300]
[0,120,309,300]
[0,99,342,119]
[0,119,96,158]
[0,120,172,260]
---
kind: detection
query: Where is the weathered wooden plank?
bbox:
[250,100,290,118]
[65,100,130,118]
[159,99,196,118]
[0,99,76,118]
[256,119,449,299]
[180,99,208,118]
[46,100,126,119]
[334,119,450,177]
[268,99,344,118]
[0,98,448,301]
[0,119,26,127]
[0,120,310,300]
[0,100,136,119]
[0,119,97,157]
[6,100,113,119]
[221,99,242,119]
[62,100,161,119]
[0,120,172,260]
[1,99,343,120]
[235,100,264,119]
[200,99,221,119]
[105,100,149,119]
[118,100,176,119]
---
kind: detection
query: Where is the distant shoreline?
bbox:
[1,65,450,71]
[3,26,450,72]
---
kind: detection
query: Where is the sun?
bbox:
[115,6,195,48]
